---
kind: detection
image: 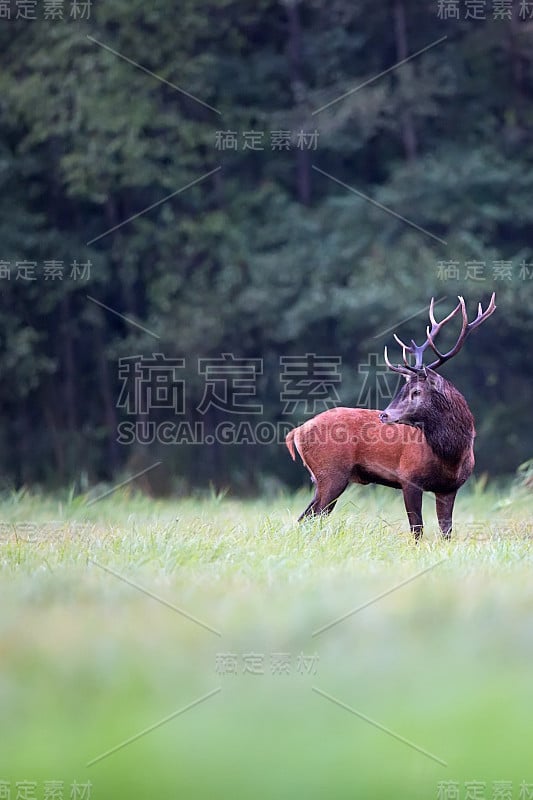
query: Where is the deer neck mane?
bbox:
[421,384,475,465]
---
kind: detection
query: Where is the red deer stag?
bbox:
[286,294,496,539]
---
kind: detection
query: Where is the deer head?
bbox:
[379,293,496,430]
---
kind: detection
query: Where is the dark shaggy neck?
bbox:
[421,386,475,465]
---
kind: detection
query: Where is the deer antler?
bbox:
[384,293,496,376]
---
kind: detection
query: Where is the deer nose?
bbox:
[379,412,388,423]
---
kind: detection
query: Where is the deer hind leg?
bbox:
[298,470,349,520]
[435,491,456,539]
[402,484,424,540]
[298,479,319,520]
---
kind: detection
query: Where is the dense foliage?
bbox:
[0,0,531,492]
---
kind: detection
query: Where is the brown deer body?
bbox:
[286,294,496,539]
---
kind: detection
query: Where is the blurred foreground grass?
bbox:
[0,483,532,799]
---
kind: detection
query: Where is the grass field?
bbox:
[1,481,532,799]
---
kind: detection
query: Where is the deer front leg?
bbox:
[435,492,456,539]
[402,484,423,540]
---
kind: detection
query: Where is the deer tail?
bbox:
[285,427,297,461]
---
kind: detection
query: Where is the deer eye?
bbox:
[411,389,421,397]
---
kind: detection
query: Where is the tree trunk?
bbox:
[95,324,120,475]
[286,0,311,205]
[393,0,417,162]
[42,385,65,483]
[61,293,77,434]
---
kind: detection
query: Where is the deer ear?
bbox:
[427,370,447,396]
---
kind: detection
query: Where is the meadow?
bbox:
[1,480,532,800]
